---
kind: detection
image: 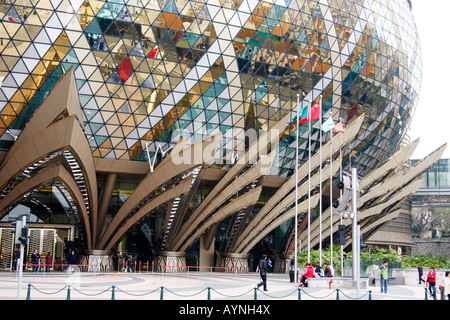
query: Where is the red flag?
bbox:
[309,100,320,121]
[8,16,16,22]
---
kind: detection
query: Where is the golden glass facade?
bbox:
[0,0,421,177]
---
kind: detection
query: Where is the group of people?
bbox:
[11,248,78,272]
[299,262,333,287]
[28,249,53,272]
[418,263,450,299]
[114,252,135,272]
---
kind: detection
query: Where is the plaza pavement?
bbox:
[0,271,438,301]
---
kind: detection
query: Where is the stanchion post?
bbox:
[66,285,71,300]
[298,288,301,300]
[26,284,31,300]
[425,287,428,300]
[160,286,164,300]
[254,287,257,300]
[369,290,372,300]
[336,288,340,300]
[111,286,115,300]
[207,287,211,300]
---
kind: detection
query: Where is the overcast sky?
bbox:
[409,1,450,160]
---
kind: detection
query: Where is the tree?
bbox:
[411,207,450,238]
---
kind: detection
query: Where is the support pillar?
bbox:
[79,249,112,272]
[274,254,294,273]
[216,252,248,273]
[199,233,215,272]
[153,251,186,273]
[96,173,117,245]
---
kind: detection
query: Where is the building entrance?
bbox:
[0,223,74,271]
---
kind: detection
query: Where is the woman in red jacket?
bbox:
[427,267,437,296]
[300,263,315,287]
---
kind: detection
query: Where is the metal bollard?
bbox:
[207,287,211,300]
[111,286,115,300]
[369,290,372,300]
[298,288,301,300]
[160,286,164,300]
[336,288,340,300]
[26,284,31,300]
[254,287,258,300]
[425,287,428,300]
[66,285,71,300]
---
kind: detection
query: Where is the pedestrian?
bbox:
[45,252,52,272]
[300,263,315,287]
[427,267,437,296]
[323,263,332,277]
[444,271,450,300]
[31,249,40,272]
[126,254,134,272]
[418,263,425,284]
[315,263,324,277]
[256,254,268,291]
[68,249,77,272]
[380,261,388,294]
[11,248,20,271]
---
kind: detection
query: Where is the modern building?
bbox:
[0,0,442,272]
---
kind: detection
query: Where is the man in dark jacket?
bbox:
[418,264,424,284]
[256,254,268,291]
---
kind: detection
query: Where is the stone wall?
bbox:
[412,239,450,258]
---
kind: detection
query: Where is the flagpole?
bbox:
[319,95,323,266]
[307,99,311,264]
[339,119,344,276]
[329,111,333,269]
[294,94,300,285]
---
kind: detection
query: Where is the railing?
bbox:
[24,283,446,300]
[24,284,374,300]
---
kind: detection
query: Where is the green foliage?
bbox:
[360,248,401,263]
[401,254,450,269]
[296,247,450,274]
[297,246,348,276]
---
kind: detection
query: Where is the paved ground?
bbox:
[0,271,440,301]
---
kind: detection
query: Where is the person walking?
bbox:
[427,267,437,296]
[418,263,425,284]
[380,261,389,294]
[444,271,450,300]
[256,254,268,291]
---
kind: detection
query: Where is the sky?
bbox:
[409,1,450,159]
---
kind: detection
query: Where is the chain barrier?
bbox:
[25,283,381,300]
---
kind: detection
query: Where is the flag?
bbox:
[309,100,320,121]
[293,105,309,122]
[293,100,321,123]
[333,122,345,133]
[321,117,335,133]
